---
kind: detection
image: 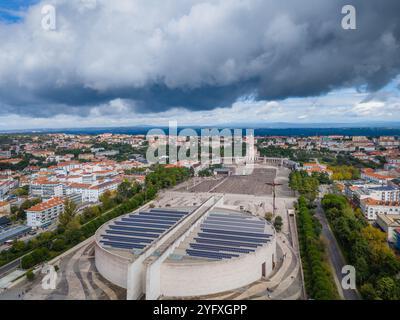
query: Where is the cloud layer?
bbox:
[0,0,399,120]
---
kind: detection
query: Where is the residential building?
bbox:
[302,163,333,176]
[376,214,400,243]
[26,197,65,228]
[377,136,399,148]
[360,198,400,220]
[353,185,400,206]
[360,168,395,184]
[0,201,11,216]
[0,150,11,159]
[78,153,95,161]
[82,179,120,203]
[0,180,16,200]
[30,179,64,199]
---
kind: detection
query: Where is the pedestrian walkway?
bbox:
[0,270,25,290]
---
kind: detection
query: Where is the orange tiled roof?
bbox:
[362,198,400,206]
[303,163,320,167]
[362,169,395,180]
[67,183,91,189]
[27,197,64,212]
[0,158,23,164]
[31,178,60,185]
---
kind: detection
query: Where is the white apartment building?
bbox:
[0,180,14,200]
[360,198,400,221]
[0,150,11,158]
[30,180,64,199]
[26,197,65,228]
[82,180,120,203]
[361,168,395,184]
[353,185,400,205]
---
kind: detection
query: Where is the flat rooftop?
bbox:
[96,207,196,258]
[167,209,273,263]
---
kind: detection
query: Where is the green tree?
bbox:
[26,270,35,281]
[273,216,283,232]
[99,191,114,210]
[375,277,399,300]
[11,241,26,253]
[52,239,66,252]
[116,180,134,202]
[21,254,35,269]
[264,212,273,222]
[58,199,78,229]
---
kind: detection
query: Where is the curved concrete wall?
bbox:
[94,242,130,289]
[159,238,276,297]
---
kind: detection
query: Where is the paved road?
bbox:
[315,187,360,300]
[0,259,21,278]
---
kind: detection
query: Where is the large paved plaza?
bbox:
[178,166,295,198]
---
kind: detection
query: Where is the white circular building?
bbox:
[95,196,276,300]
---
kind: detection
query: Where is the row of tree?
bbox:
[289,171,321,201]
[322,194,400,300]
[290,170,339,299]
[297,196,339,300]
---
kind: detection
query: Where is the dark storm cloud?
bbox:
[0,0,399,117]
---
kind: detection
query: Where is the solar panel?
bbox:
[201,228,270,238]
[194,237,261,248]
[198,232,269,243]
[202,223,265,233]
[132,214,179,222]
[137,212,183,219]
[106,230,153,243]
[210,213,259,221]
[206,217,264,226]
[122,217,175,225]
[186,249,239,259]
[190,243,255,254]
[150,209,188,215]
[100,207,189,252]
[210,213,260,221]
[102,235,153,244]
[211,212,245,217]
[110,226,160,238]
[114,221,169,233]
[146,210,186,217]
[100,240,146,250]
[205,218,265,228]
[115,221,170,230]
[110,225,165,234]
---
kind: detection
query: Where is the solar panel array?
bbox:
[99,209,189,252]
[185,211,272,261]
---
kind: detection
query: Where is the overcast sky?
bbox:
[0,0,399,129]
